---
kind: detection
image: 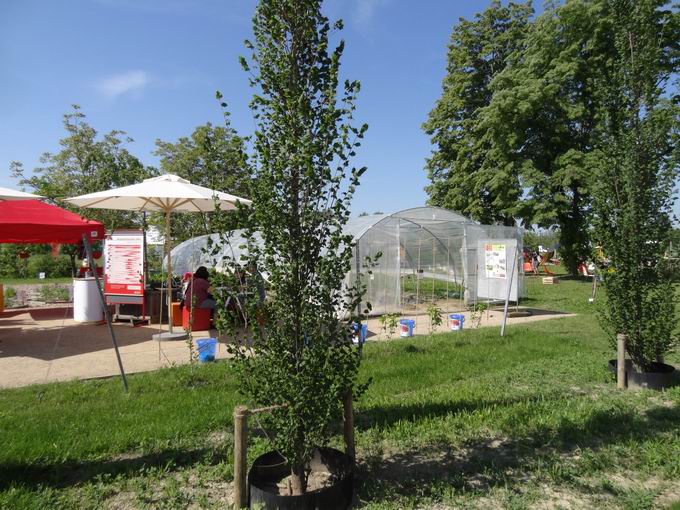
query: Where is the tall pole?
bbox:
[166,210,174,334]
[500,246,517,337]
[82,234,128,391]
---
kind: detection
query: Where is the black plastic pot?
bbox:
[248,447,353,510]
[627,362,676,390]
[608,359,676,390]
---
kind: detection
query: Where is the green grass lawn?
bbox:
[1,274,679,508]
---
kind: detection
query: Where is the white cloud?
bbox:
[95,70,150,99]
[354,0,387,28]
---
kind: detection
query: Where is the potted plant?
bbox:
[592,1,678,390]
[219,1,369,506]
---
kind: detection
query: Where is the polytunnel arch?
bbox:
[170,206,523,317]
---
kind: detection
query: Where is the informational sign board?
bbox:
[484,243,507,279]
[104,230,144,297]
[477,239,518,302]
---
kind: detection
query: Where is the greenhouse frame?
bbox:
[171,206,524,317]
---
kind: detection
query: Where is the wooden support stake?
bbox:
[617,333,626,390]
[233,405,249,509]
[343,391,355,464]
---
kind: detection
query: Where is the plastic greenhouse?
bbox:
[171,206,523,316]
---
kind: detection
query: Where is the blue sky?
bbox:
[1,0,677,221]
[0,0,496,216]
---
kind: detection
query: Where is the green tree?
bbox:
[591,0,679,371]
[223,0,368,495]
[423,1,533,226]
[11,105,153,228]
[481,0,619,274]
[153,115,251,242]
[11,105,154,274]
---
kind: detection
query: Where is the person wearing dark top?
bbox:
[184,266,216,310]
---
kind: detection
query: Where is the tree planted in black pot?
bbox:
[217,0,369,505]
[592,0,678,389]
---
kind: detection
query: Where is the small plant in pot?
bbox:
[219,0,369,507]
[591,1,678,390]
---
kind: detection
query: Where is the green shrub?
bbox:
[27,255,72,278]
[4,286,17,300]
[38,284,70,303]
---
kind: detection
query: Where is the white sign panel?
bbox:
[104,231,145,296]
[477,239,518,302]
[484,243,507,279]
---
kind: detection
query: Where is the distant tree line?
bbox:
[424,0,678,274]
[7,102,252,275]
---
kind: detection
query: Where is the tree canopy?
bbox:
[220,0,368,495]
[424,0,678,274]
[10,105,154,230]
[153,111,251,242]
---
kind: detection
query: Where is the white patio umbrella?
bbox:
[66,173,251,340]
[0,186,43,201]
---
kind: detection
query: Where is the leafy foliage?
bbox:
[11,105,154,231]
[153,116,251,242]
[426,303,444,336]
[423,1,533,226]
[481,1,618,274]
[591,0,679,371]
[37,284,70,303]
[219,0,368,494]
[424,1,674,276]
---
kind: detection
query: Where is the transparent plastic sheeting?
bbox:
[170,206,523,316]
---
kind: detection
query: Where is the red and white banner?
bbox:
[104,231,144,297]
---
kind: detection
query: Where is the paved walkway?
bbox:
[0,307,219,389]
[362,308,575,341]
[0,306,573,389]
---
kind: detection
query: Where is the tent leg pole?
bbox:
[82,234,128,392]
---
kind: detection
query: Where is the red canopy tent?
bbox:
[0,200,104,244]
[0,200,127,390]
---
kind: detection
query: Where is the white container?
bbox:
[73,278,103,323]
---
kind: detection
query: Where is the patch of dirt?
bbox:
[263,469,336,495]
[103,490,137,510]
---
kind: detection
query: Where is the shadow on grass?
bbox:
[356,391,575,432]
[355,398,680,505]
[0,445,230,491]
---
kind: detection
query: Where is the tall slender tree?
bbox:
[223,0,368,495]
[591,0,679,370]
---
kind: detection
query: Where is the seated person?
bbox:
[183,266,215,311]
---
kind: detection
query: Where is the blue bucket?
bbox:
[448,314,465,331]
[196,338,217,362]
[353,322,368,344]
[400,319,415,337]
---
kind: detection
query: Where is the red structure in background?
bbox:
[0,200,104,244]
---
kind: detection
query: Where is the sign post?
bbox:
[500,247,518,337]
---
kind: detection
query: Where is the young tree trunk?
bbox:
[290,463,306,496]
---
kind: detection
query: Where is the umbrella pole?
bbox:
[166,210,174,334]
[152,209,186,341]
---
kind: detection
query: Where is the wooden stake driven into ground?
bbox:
[232,393,356,509]
[617,333,626,389]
